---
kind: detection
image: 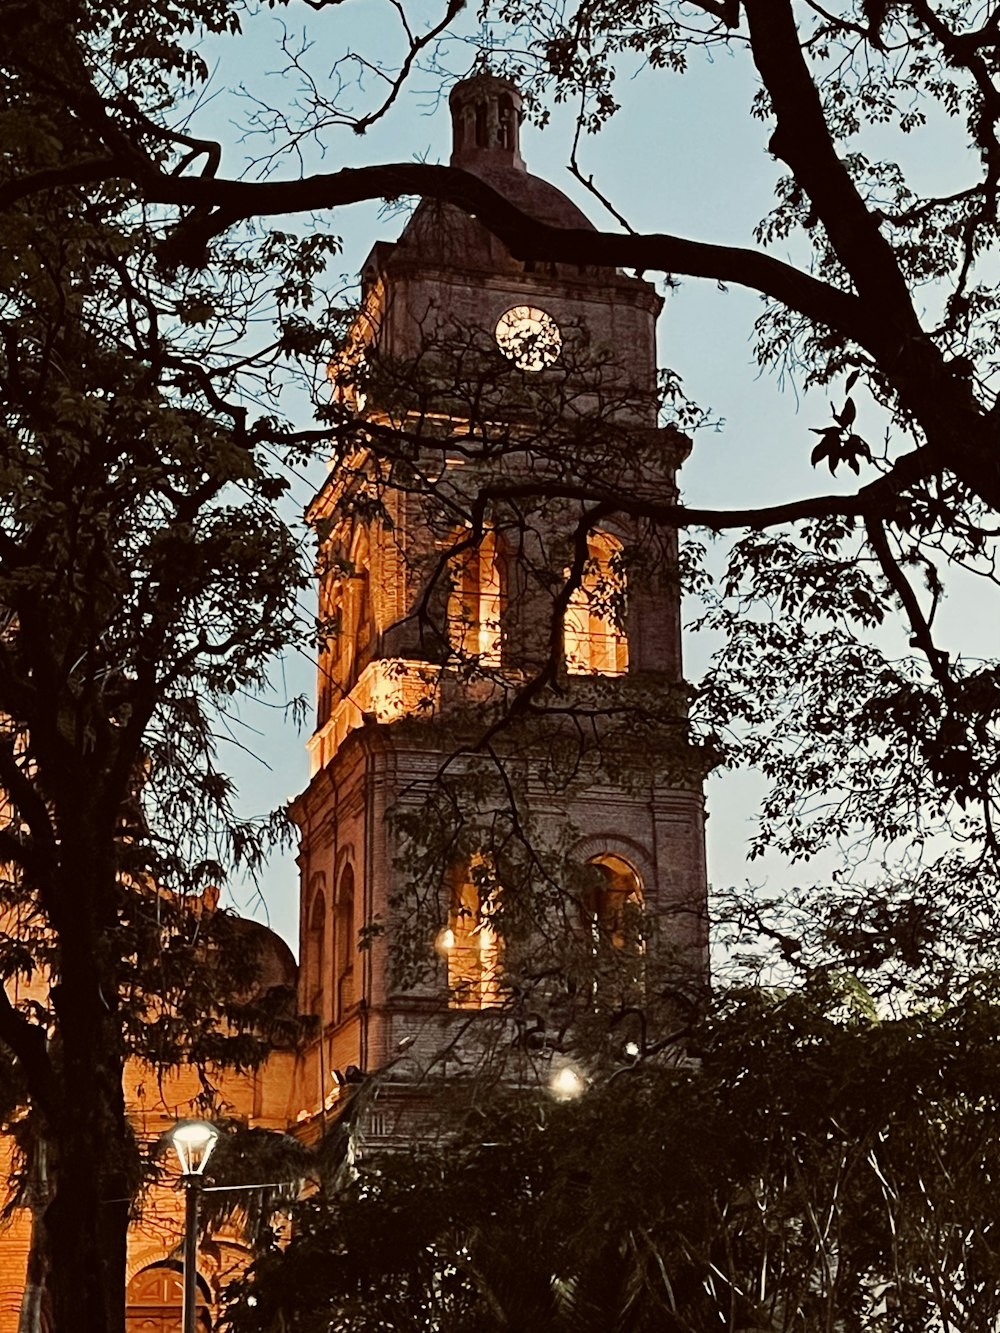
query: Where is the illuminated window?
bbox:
[315,526,373,705]
[585,854,644,949]
[334,865,356,1021]
[564,533,628,675]
[440,860,501,1009]
[350,531,375,674]
[303,886,326,1018]
[583,854,646,1007]
[448,530,505,665]
[316,576,342,727]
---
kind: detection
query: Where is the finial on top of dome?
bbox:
[449,73,526,173]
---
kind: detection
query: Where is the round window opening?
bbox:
[495,305,562,371]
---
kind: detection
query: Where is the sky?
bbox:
[195,3,993,952]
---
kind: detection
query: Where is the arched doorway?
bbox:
[125,1262,212,1332]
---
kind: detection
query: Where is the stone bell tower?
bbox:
[288,74,710,1137]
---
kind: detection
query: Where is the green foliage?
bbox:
[224,981,1000,1333]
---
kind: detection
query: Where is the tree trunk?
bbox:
[42,1031,131,1333]
[41,849,132,1333]
[18,1140,51,1333]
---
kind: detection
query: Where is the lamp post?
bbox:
[169,1120,220,1333]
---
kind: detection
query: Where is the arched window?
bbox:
[498,93,515,149]
[564,533,628,675]
[583,854,645,1006]
[316,530,370,700]
[586,854,644,949]
[303,887,326,1019]
[440,860,501,1009]
[350,530,375,675]
[334,865,356,1022]
[317,587,338,729]
[448,529,505,665]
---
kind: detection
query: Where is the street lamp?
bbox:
[169,1120,220,1333]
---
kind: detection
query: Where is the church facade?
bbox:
[0,74,709,1330]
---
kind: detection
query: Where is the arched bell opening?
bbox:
[564,532,629,676]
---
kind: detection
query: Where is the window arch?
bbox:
[448,529,506,665]
[350,529,375,675]
[334,864,356,1022]
[564,532,628,675]
[126,1262,212,1332]
[583,854,646,1006]
[303,886,326,1019]
[498,93,515,149]
[440,859,501,1010]
[586,854,644,949]
[315,523,374,704]
[316,574,342,727]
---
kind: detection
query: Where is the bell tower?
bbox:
[289,75,710,1136]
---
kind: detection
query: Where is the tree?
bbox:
[224,977,1000,1333]
[6,0,996,972]
[0,3,326,1326]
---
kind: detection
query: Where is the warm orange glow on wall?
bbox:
[307,660,440,774]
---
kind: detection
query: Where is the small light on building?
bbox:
[549,1065,586,1101]
[624,1040,641,1061]
[435,927,456,954]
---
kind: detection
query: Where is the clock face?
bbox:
[495,305,562,371]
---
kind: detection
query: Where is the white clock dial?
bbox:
[495,305,562,371]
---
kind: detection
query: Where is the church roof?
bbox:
[230,916,298,991]
[465,159,596,231]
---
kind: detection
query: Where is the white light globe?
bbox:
[170,1120,220,1176]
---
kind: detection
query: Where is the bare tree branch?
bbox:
[132,162,870,346]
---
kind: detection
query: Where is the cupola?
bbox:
[449,73,526,173]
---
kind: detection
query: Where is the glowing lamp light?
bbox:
[624,1040,641,1060]
[435,927,456,954]
[169,1120,220,1177]
[549,1065,586,1101]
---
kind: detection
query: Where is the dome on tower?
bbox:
[389,71,601,276]
[446,71,596,232]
